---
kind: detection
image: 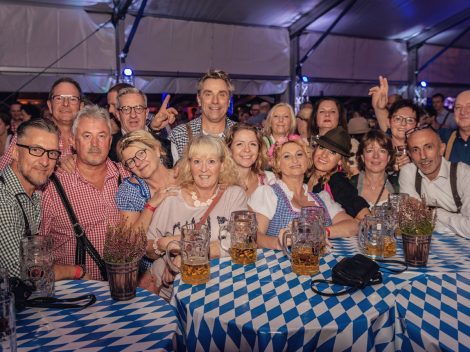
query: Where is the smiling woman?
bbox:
[225,123,275,197]
[262,103,296,153]
[146,135,247,299]
[308,127,370,220]
[248,137,357,250]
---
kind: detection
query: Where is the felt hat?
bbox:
[314,127,352,157]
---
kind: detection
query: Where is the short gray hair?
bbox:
[116,87,148,110]
[72,105,112,135]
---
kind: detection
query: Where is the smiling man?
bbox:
[169,70,236,164]
[0,78,84,171]
[399,126,470,237]
[109,87,173,167]
[0,119,59,276]
[40,105,129,280]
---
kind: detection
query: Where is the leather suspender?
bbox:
[0,175,32,237]
[415,162,462,213]
[50,173,108,280]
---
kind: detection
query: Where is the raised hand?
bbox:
[150,94,178,131]
[368,75,389,110]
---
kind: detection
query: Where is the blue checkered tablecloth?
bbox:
[396,273,470,352]
[172,249,402,352]
[16,280,183,352]
[332,232,470,274]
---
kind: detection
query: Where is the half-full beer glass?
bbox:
[281,219,323,275]
[166,224,211,285]
[219,210,257,265]
[358,216,385,259]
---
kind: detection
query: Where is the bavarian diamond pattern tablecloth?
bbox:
[333,232,470,273]
[172,249,402,352]
[396,273,470,352]
[17,280,182,352]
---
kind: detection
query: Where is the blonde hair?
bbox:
[117,130,165,163]
[271,139,312,179]
[263,103,297,137]
[177,135,240,188]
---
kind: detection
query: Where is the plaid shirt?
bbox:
[0,166,41,276]
[39,159,129,280]
[169,117,236,159]
[0,134,74,172]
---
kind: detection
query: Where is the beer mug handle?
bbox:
[358,220,366,253]
[218,225,230,253]
[280,229,293,260]
[165,240,182,273]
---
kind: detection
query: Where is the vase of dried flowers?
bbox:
[398,197,436,267]
[103,221,146,301]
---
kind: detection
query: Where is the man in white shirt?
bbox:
[399,126,470,237]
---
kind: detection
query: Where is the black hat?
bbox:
[315,127,351,157]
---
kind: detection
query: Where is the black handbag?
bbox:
[9,277,96,311]
[311,254,407,296]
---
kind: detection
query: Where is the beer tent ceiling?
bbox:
[1,0,469,97]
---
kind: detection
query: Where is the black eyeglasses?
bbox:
[405,124,433,139]
[16,143,61,160]
[118,105,146,115]
[124,149,147,169]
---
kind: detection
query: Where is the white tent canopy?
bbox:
[1,0,469,97]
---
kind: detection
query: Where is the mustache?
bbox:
[88,147,102,153]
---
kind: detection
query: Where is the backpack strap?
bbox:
[450,162,462,213]
[444,130,457,161]
[186,123,193,144]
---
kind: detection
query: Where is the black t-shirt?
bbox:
[311,172,369,218]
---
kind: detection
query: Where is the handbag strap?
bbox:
[374,258,408,274]
[25,294,96,309]
[50,173,108,280]
[311,273,383,297]
[195,186,226,230]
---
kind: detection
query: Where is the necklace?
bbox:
[191,187,219,207]
[365,175,384,191]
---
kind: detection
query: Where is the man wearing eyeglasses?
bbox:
[399,126,470,237]
[0,119,60,276]
[0,77,84,171]
[110,87,173,167]
[39,105,129,280]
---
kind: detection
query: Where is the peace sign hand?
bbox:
[150,94,178,131]
[368,75,389,110]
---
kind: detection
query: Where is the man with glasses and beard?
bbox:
[39,106,129,280]
[0,119,59,276]
[399,125,470,237]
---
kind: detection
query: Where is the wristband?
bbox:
[74,265,86,280]
[144,203,157,212]
[325,227,331,238]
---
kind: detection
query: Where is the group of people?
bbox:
[1,69,469,300]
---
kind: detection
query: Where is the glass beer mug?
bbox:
[281,218,323,275]
[20,236,55,298]
[166,223,211,285]
[358,215,386,259]
[219,210,258,265]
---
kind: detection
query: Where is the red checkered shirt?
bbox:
[0,134,74,172]
[39,159,130,280]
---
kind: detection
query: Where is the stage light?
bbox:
[419,80,428,88]
[123,68,133,77]
[302,76,309,83]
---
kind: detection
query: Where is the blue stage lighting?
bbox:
[420,80,428,88]
[123,68,133,77]
[302,76,309,83]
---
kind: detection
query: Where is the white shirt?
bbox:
[248,179,344,221]
[399,158,470,237]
